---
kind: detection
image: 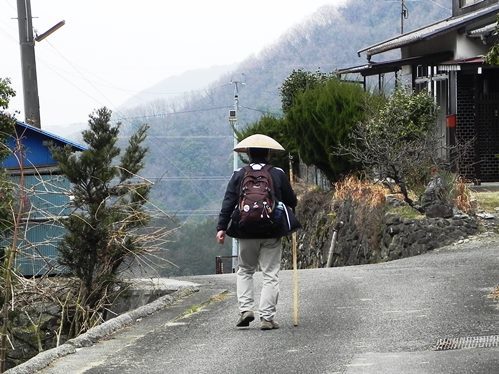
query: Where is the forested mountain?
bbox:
[117,0,451,220]
[119,64,235,111]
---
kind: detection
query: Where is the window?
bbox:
[460,0,484,7]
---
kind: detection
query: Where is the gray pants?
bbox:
[236,237,281,321]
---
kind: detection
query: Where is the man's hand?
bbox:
[216,230,226,245]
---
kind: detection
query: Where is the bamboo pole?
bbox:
[288,155,299,326]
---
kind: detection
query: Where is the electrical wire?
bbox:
[240,105,280,116]
[35,56,108,109]
[0,19,18,43]
[44,39,117,108]
[406,0,451,10]
[150,177,231,181]
[118,135,232,139]
[117,105,232,121]
[146,136,221,204]
[4,0,16,11]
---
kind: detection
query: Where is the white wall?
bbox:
[402,33,457,59]
[455,33,489,59]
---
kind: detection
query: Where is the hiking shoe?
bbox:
[260,319,279,330]
[236,311,255,327]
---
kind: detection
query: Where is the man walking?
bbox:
[216,134,298,330]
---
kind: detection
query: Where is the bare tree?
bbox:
[339,89,443,210]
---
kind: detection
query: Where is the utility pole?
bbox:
[229,81,240,171]
[228,77,245,272]
[401,0,409,34]
[17,0,41,128]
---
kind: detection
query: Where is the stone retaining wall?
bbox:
[379,214,478,261]
[4,278,181,370]
[282,190,480,269]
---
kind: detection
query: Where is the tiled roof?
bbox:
[358,3,499,59]
[467,22,497,37]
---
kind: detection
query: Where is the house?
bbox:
[1,121,85,276]
[337,0,499,182]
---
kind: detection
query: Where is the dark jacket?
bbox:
[216,164,297,235]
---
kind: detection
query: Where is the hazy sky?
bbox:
[1,0,348,133]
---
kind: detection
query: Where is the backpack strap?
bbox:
[261,164,276,203]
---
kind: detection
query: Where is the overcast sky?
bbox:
[1,0,348,133]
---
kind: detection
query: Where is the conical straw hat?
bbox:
[234,134,285,153]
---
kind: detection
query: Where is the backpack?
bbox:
[237,164,279,235]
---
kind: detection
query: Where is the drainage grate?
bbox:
[433,335,499,351]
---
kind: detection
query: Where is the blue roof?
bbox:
[2,121,86,169]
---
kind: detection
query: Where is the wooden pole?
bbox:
[288,155,299,326]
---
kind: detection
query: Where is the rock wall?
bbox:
[4,279,175,369]
[282,189,479,269]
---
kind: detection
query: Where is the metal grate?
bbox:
[433,335,499,351]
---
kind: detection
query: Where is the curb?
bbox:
[5,286,199,374]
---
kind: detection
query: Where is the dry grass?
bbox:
[474,191,499,213]
[488,286,499,300]
[334,175,388,208]
[333,176,390,255]
[210,291,230,303]
[453,177,475,214]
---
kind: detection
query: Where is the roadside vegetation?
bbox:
[0,2,495,370]
[474,191,499,213]
[0,79,176,371]
[241,69,472,217]
[2,53,499,369]
[241,68,493,271]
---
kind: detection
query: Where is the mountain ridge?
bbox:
[113,0,451,217]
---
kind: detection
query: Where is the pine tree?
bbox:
[285,77,369,182]
[50,107,150,333]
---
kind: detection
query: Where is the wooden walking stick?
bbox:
[288,154,299,326]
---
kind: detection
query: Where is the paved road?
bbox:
[35,233,499,373]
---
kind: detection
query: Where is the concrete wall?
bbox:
[455,32,489,59]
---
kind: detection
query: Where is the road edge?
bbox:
[5,285,200,374]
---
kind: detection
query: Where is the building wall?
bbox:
[403,33,456,59]
[475,70,499,181]
[456,73,478,179]
[455,33,489,59]
[7,172,71,276]
[435,78,450,160]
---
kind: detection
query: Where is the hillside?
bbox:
[116,0,451,218]
[119,64,236,110]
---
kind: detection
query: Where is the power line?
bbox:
[5,0,16,11]
[406,0,450,10]
[151,177,230,181]
[172,212,220,217]
[117,106,232,121]
[118,135,232,139]
[0,22,18,43]
[44,39,117,108]
[36,56,108,109]
[146,136,218,203]
[93,81,233,97]
[240,105,280,116]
